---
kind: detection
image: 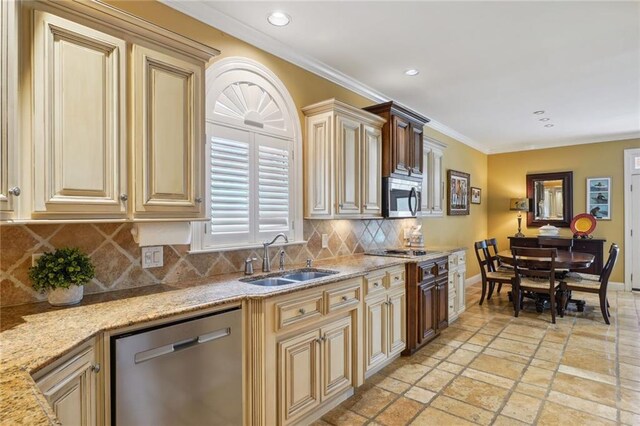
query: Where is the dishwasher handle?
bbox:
[134,327,231,364]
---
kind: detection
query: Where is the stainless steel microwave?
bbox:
[383,177,422,218]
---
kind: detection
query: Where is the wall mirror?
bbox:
[526,171,573,227]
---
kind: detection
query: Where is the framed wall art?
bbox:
[586,177,611,220]
[471,187,481,204]
[447,170,470,215]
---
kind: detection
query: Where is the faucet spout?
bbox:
[262,233,289,272]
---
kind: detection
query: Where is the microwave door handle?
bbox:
[409,187,417,216]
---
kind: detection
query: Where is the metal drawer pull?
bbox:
[374,282,380,287]
[394,276,400,281]
[341,295,348,301]
[134,327,231,364]
[299,308,306,315]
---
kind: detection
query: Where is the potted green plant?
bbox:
[29,247,95,306]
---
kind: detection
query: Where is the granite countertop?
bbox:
[0,249,464,424]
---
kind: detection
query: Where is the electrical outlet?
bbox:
[321,234,329,249]
[32,253,44,266]
[141,246,163,269]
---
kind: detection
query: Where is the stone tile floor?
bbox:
[316,283,640,425]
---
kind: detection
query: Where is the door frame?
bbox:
[624,148,640,291]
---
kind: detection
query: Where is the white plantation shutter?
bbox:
[257,134,291,238]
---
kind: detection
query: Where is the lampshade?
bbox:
[510,198,529,212]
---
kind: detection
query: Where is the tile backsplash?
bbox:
[0,218,418,307]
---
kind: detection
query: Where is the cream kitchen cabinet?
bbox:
[363,267,406,377]
[9,1,218,223]
[421,137,446,217]
[303,99,385,219]
[34,339,101,426]
[448,250,467,322]
[0,0,18,220]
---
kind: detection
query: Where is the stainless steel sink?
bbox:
[242,269,338,286]
[282,271,336,281]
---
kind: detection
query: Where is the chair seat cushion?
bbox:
[486,270,514,281]
[518,277,559,290]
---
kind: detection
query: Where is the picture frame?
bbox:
[447,170,470,215]
[586,177,611,220]
[470,187,481,204]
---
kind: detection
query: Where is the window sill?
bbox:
[188,240,307,255]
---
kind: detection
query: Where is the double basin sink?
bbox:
[241,269,338,286]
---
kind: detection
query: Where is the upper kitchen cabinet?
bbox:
[12,0,218,223]
[421,137,446,217]
[0,0,18,220]
[132,45,203,219]
[303,99,385,219]
[363,102,430,182]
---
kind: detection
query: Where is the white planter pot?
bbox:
[48,285,84,306]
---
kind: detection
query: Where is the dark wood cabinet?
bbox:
[508,236,605,275]
[364,101,429,181]
[404,256,448,355]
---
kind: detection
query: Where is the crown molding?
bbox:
[487,131,640,154]
[159,0,489,154]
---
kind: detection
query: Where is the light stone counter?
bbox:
[0,250,464,424]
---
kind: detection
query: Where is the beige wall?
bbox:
[488,138,640,283]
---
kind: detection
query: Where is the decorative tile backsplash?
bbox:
[0,219,418,307]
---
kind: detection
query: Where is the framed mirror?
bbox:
[526,171,573,227]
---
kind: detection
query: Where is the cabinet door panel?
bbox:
[278,329,321,423]
[362,125,382,216]
[335,115,360,215]
[410,125,423,177]
[388,290,406,356]
[418,282,437,344]
[33,11,126,217]
[431,148,444,215]
[305,114,332,218]
[0,0,17,218]
[133,45,202,217]
[365,295,387,372]
[391,116,410,176]
[321,317,352,399]
[437,282,449,331]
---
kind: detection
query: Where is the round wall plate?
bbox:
[570,213,597,236]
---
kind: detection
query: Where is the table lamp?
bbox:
[509,198,529,237]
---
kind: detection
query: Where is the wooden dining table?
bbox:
[496,249,596,314]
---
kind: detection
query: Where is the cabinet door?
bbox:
[32,11,127,218]
[437,281,449,331]
[278,329,321,423]
[410,124,423,177]
[362,124,382,216]
[420,146,432,214]
[335,114,361,215]
[133,44,203,218]
[321,317,353,400]
[391,115,410,176]
[431,147,444,215]
[387,290,406,356]
[305,113,332,218]
[457,268,466,314]
[364,294,388,372]
[36,345,98,426]
[418,281,437,344]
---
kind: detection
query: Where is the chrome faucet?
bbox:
[262,233,289,272]
[279,249,286,271]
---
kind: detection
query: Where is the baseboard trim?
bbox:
[465,273,481,288]
[609,281,625,291]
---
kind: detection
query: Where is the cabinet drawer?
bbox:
[325,282,361,313]
[386,268,405,289]
[276,293,324,331]
[365,272,386,297]
[448,256,457,268]
[456,252,466,265]
[436,260,448,276]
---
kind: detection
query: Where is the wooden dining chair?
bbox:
[485,238,514,296]
[561,243,619,324]
[511,247,561,324]
[538,237,573,252]
[474,240,515,305]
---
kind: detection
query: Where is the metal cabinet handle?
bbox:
[341,295,348,301]
[298,308,306,315]
[363,204,368,209]
[120,194,128,202]
[8,187,20,196]
[394,276,400,281]
[91,363,101,373]
[315,338,322,344]
[195,197,203,203]
[339,203,343,208]
[374,282,380,287]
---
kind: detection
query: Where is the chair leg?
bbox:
[497,283,503,294]
[550,290,556,324]
[479,280,487,305]
[513,286,520,317]
[600,293,610,325]
[487,282,495,300]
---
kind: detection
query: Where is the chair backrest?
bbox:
[538,237,573,252]
[474,240,491,279]
[511,247,557,289]
[599,244,619,290]
[485,238,502,271]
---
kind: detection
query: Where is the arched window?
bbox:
[191,57,303,251]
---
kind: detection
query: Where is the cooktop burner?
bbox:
[365,248,435,258]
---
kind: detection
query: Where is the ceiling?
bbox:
[163,1,640,153]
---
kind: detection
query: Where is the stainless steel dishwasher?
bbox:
[112,308,242,425]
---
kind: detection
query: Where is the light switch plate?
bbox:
[321,234,329,249]
[141,246,163,269]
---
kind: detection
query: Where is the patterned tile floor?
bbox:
[317,283,640,425]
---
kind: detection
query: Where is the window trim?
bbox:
[191,57,303,253]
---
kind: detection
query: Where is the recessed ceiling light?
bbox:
[404,69,420,76]
[533,110,545,115]
[544,124,554,128]
[267,11,291,27]
[539,118,550,122]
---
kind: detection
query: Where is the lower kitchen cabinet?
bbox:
[34,340,100,426]
[363,267,406,377]
[448,250,467,323]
